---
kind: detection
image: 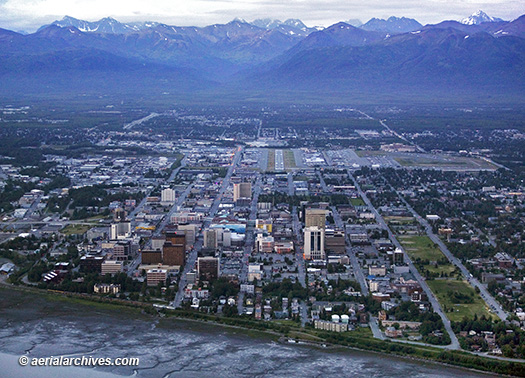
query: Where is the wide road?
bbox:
[173,147,243,308]
[128,156,187,222]
[319,170,368,294]
[127,157,189,276]
[292,206,308,326]
[237,174,262,315]
[390,183,507,321]
[348,170,460,350]
[330,206,368,295]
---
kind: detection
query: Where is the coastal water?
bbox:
[0,289,494,377]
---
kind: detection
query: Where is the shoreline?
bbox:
[1,284,524,377]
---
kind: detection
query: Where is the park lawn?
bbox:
[294,175,309,181]
[350,325,374,338]
[273,319,300,327]
[427,279,493,321]
[350,198,365,206]
[267,149,275,171]
[283,150,297,169]
[355,150,387,157]
[384,216,415,225]
[399,235,444,261]
[400,235,457,278]
[424,263,457,276]
[60,224,92,236]
[394,157,466,167]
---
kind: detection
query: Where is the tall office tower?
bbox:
[197,257,220,281]
[141,249,163,264]
[304,226,325,260]
[305,208,327,229]
[165,230,186,246]
[110,221,131,240]
[162,242,185,266]
[163,231,186,266]
[161,188,176,205]
[112,241,130,260]
[233,182,252,202]
[325,229,346,255]
[151,236,166,251]
[178,223,197,246]
[203,229,218,249]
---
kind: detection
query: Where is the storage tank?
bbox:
[341,314,349,324]
[331,314,340,323]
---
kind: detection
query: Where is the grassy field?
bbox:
[283,149,296,169]
[384,216,415,225]
[267,149,275,171]
[355,150,387,157]
[427,280,494,321]
[60,224,93,235]
[424,263,457,276]
[355,150,497,170]
[399,236,492,320]
[400,235,457,277]
[350,198,365,206]
[393,155,497,170]
[399,235,443,261]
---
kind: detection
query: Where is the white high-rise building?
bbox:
[110,222,131,240]
[304,226,325,261]
[161,188,176,205]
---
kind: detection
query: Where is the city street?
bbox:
[173,147,243,308]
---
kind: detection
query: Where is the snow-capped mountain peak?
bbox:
[461,10,503,25]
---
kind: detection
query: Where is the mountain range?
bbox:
[0,11,523,100]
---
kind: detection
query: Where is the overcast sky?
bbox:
[0,0,524,32]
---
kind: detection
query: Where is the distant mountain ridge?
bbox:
[360,16,422,33]
[0,12,523,99]
[37,15,158,34]
[250,18,320,36]
[40,15,320,37]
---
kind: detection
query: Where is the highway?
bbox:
[347,169,460,350]
[390,183,507,321]
[173,147,243,308]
